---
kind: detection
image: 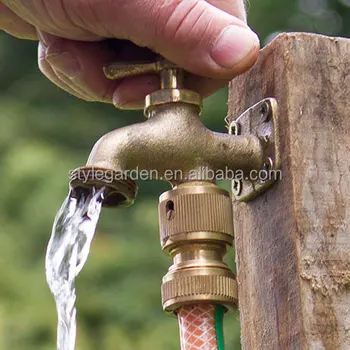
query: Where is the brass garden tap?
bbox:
[69,59,274,314]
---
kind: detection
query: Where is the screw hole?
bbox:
[229,121,241,136]
[166,200,175,220]
[232,179,242,196]
[166,200,174,211]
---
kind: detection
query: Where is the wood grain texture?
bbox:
[228,33,350,350]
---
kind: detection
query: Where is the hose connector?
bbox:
[158,182,238,314]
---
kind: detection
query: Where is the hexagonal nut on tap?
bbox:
[158,182,238,314]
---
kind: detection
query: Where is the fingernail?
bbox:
[211,25,260,69]
[46,51,81,79]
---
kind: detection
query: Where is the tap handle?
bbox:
[104,59,184,89]
[104,59,175,79]
[104,58,201,115]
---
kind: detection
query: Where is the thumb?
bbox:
[126,0,260,78]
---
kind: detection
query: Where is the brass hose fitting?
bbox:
[159,181,237,314]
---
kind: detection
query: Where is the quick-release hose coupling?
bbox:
[158,181,238,314]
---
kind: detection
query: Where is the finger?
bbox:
[38,31,161,107]
[38,41,90,100]
[38,31,231,107]
[109,0,243,102]
[182,0,248,94]
[38,31,122,103]
[0,0,99,41]
[0,2,37,39]
[37,32,226,108]
[112,74,160,109]
[38,37,99,101]
[144,0,259,78]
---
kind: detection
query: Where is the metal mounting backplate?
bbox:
[227,98,280,202]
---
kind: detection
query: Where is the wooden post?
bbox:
[228,33,350,350]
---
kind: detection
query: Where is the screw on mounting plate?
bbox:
[260,157,274,183]
[232,179,242,196]
[229,121,241,136]
[260,101,271,122]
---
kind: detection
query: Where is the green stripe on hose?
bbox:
[215,305,225,350]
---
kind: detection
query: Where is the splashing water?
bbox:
[45,187,104,350]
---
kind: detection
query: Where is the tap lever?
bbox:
[104,59,177,80]
[103,58,200,116]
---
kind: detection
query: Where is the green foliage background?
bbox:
[0,1,349,349]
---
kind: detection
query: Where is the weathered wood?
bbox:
[228,33,350,350]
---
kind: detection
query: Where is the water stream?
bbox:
[45,187,104,350]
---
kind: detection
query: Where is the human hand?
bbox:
[0,0,259,109]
